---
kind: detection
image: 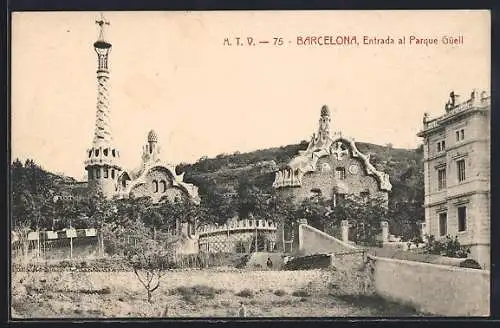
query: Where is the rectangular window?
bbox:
[437,140,445,152]
[95,168,100,179]
[457,159,466,182]
[439,213,447,236]
[335,167,346,180]
[456,131,460,141]
[88,169,93,180]
[104,168,109,178]
[111,169,115,179]
[458,207,467,232]
[460,129,465,140]
[438,169,447,190]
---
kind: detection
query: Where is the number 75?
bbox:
[273,37,284,46]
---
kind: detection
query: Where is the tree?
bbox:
[198,186,237,225]
[294,196,330,230]
[387,200,424,241]
[387,164,425,241]
[237,176,261,218]
[328,195,387,246]
[257,192,295,222]
[124,226,172,303]
[11,159,56,231]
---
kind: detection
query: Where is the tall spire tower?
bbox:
[84,13,122,198]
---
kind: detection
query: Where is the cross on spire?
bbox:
[331,142,349,161]
[95,12,110,41]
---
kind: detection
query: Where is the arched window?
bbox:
[112,149,116,157]
[320,162,331,172]
[88,150,92,158]
[103,148,108,156]
[95,149,100,157]
[122,179,127,188]
[153,180,159,193]
[111,169,115,179]
[88,169,93,180]
[161,180,167,192]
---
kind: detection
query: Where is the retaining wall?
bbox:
[369,255,490,316]
[298,224,359,255]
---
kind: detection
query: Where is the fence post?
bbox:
[341,220,349,243]
[254,226,258,253]
[381,221,389,244]
[41,230,45,260]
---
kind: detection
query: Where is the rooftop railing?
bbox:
[422,95,490,131]
[198,219,277,236]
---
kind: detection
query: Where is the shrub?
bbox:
[273,289,287,297]
[236,289,254,298]
[459,259,482,270]
[174,285,223,298]
[77,287,111,295]
[291,289,311,297]
[423,235,470,258]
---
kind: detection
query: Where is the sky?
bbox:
[11,10,490,180]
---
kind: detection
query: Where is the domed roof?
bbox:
[321,105,330,117]
[147,129,158,143]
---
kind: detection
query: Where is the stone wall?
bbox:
[198,220,277,253]
[369,255,490,316]
[298,223,359,256]
[285,155,387,203]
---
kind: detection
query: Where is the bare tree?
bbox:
[126,238,172,303]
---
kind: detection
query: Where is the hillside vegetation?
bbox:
[178,140,424,204]
[11,140,424,239]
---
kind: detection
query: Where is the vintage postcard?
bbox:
[10,10,490,318]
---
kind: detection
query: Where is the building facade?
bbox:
[272,105,392,251]
[84,16,123,199]
[82,15,200,255]
[197,217,277,254]
[417,90,490,268]
[83,15,199,205]
[116,130,200,204]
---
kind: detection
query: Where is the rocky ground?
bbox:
[11,268,422,318]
